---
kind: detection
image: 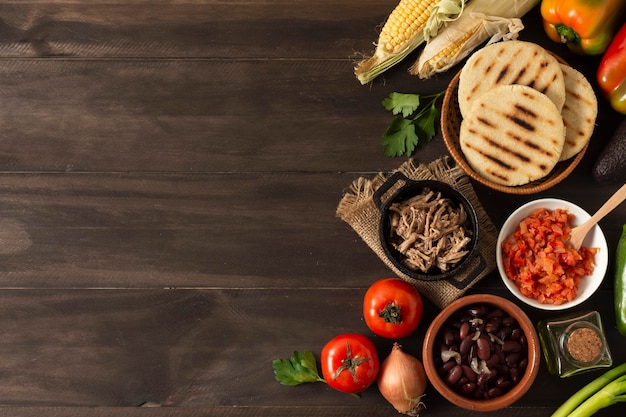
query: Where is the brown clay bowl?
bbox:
[422,294,540,412]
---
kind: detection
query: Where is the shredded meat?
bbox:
[387,188,472,273]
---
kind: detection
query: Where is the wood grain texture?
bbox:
[0,1,623,415]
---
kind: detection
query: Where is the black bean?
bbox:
[502,316,516,326]
[510,367,521,384]
[446,365,463,385]
[519,358,528,370]
[440,360,456,374]
[435,303,528,401]
[495,344,506,364]
[487,308,505,319]
[460,336,473,355]
[502,340,522,353]
[455,376,469,389]
[511,328,523,341]
[486,353,500,368]
[462,365,476,383]
[460,321,470,340]
[519,334,527,350]
[477,371,495,386]
[460,382,477,396]
[485,317,501,333]
[505,352,520,366]
[495,364,510,376]
[487,387,503,398]
[476,337,491,360]
[498,326,513,341]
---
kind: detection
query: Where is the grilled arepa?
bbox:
[559,64,598,161]
[459,84,565,186]
[457,40,566,118]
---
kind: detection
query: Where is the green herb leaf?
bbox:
[382,117,418,157]
[272,350,326,386]
[381,91,444,157]
[382,92,421,118]
[414,100,440,139]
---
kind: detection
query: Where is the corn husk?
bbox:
[354,0,467,85]
[409,0,539,79]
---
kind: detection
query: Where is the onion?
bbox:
[377,343,427,416]
[441,349,461,365]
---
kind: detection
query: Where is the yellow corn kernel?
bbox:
[378,0,435,53]
[427,27,478,69]
[355,0,466,84]
[410,0,540,79]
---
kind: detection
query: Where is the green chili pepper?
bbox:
[616,224,626,336]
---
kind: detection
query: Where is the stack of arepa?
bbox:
[457,40,597,187]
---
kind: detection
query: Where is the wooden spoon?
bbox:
[569,182,626,250]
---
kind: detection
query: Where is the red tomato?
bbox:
[363,278,423,338]
[320,333,379,394]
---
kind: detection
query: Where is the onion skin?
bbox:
[378,343,427,416]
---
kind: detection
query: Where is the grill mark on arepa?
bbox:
[486,169,510,182]
[466,128,532,166]
[501,103,538,132]
[511,68,526,84]
[483,137,531,163]
[477,117,495,128]
[507,132,539,150]
[496,65,509,83]
[465,141,515,170]
[515,103,537,117]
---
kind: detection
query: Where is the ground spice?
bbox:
[566,327,602,363]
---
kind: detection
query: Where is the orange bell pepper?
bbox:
[540,0,626,55]
[598,22,626,114]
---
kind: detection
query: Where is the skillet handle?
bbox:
[445,252,487,289]
[373,171,412,211]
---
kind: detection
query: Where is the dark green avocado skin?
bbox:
[593,118,626,184]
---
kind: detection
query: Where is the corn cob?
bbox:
[354,0,466,85]
[409,0,540,79]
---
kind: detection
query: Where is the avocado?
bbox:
[592,118,626,184]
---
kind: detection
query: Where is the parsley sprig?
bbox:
[272,350,326,386]
[272,350,360,398]
[381,91,445,157]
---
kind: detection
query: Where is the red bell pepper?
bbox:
[598,22,626,114]
[540,0,626,55]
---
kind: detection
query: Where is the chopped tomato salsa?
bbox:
[501,208,598,305]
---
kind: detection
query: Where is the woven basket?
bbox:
[440,65,587,195]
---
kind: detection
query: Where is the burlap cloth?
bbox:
[336,156,498,309]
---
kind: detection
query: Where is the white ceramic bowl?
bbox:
[496,198,608,310]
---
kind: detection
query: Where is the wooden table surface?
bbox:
[0,1,624,416]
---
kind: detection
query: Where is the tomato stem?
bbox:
[379,302,403,325]
[333,342,371,383]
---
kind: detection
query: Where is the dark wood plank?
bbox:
[0,172,387,288]
[0,287,623,415]
[0,58,412,173]
[0,171,624,289]
[0,1,388,59]
[0,4,619,177]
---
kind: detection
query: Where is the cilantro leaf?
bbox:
[380,91,444,158]
[272,350,326,386]
[382,117,418,157]
[414,100,440,139]
[382,92,420,118]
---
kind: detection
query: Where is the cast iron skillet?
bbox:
[373,172,481,285]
